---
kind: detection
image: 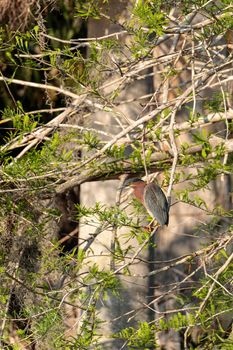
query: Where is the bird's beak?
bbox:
[118,184,130,190]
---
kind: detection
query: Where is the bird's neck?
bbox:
[133,184,145,204]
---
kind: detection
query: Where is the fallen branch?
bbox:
[56,135,233,193]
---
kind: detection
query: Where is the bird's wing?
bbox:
[143,183,169,226]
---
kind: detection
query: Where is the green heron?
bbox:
[124,178,169,226]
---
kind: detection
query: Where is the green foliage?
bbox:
[2,103,40,134]
[75,202,133,228]
[159,312,195,331]
[114,322,157,350]
[204,92,226,113]
[126,0,168,58]
[82,130,101,150]
[34,309,62,337]
[0,0,233,349]
[192,130,212,159]
[132,0,167,36]
[2,131,75,185]
[75,0,101,20]
[105,143,126,159]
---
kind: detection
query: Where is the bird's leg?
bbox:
[149,218,155,227]
[146,218,159,233]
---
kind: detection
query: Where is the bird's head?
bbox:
[121,178,145,189]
